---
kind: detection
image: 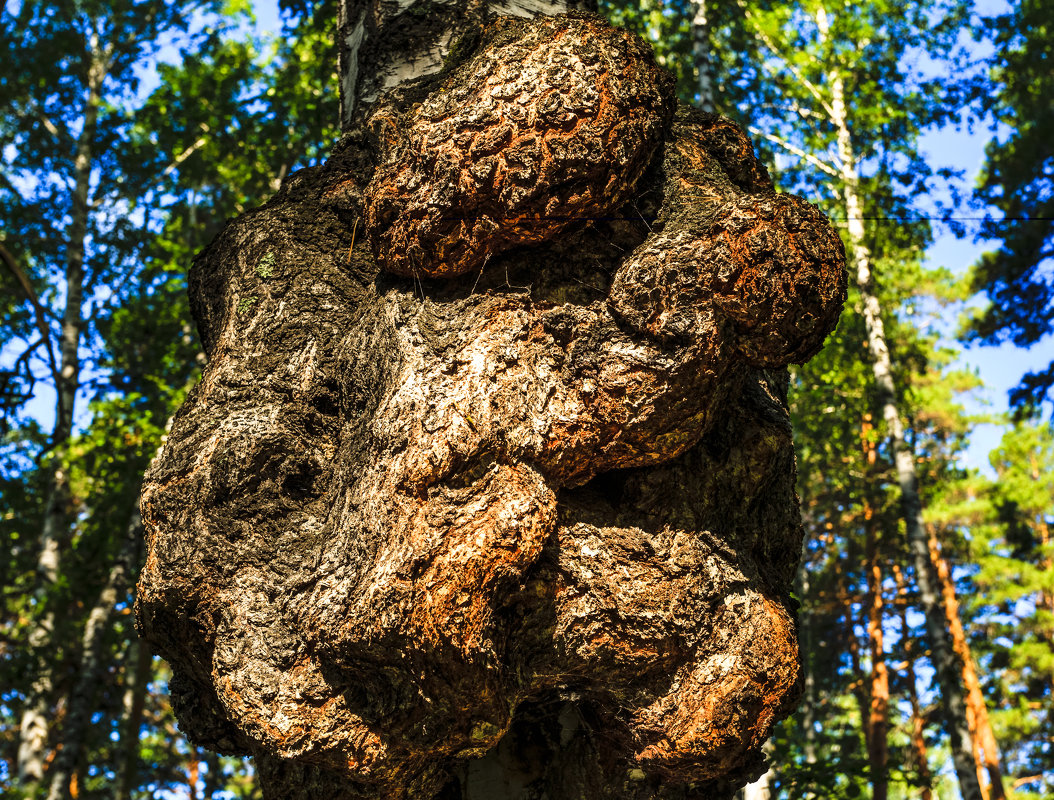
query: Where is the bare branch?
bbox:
[161,125,211,179]
[0,241,64,406]
[0,169,25,201]
[36,109,63,141]
[748,127,840,178]
[736,0,837,120]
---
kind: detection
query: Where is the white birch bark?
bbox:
[17,30,108,789]
[690,0,716,112]
[337,0,594,129]
[815,8,983,800]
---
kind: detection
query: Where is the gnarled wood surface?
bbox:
[137,12,846,799]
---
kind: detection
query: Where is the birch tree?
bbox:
[725,0,1002,797]
[0,1,342,794]
[0,1,211,787]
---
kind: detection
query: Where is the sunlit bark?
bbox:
[928,526,1006,800]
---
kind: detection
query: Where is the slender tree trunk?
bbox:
[892,564,934,800]
[115,637,151,800]
[928,526,1007,800]
[839,525,874,762]
[690,0,716,112]
[813,7,982,798]
[188,747,201,800]
[203,749,223,799]
[859,418,889,800]
[46,510,143,800]
[796,551,819,771]
[18,31,106,790]
[864,503,889,800]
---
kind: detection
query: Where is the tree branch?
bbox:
[748,127,840,178]
[736,0,837,120]
[0,241,64,407]
[161,125,211,179]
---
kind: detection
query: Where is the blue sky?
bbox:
[918,117,1052,473]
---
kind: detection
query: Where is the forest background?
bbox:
[0,0,1051,798]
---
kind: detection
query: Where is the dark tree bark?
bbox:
[136,5,846,798]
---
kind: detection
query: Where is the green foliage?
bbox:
[964,0,1054,416]
[0,0,336,794]
[963,422,1054,791]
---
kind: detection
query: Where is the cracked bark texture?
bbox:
[136,9,847,799]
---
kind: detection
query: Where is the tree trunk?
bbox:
[795,550,819,771]
[738,740,775,800]
[690,0,717,112]
[814,7,982,798]
[136,4,847,799]
[115,637,151,800]
[928,527,1007,800]
[863,503,889,800]
[18,30,106,790]
[892,564,934,800]
[46,510,143,800]
[187,747,201,800]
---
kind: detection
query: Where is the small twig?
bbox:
[470,253,491,295]
[161,125,211,179]
[736,0,837,120]
[633,202,654,232]
[748,127,840,178]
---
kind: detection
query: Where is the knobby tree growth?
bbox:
[134,0,847,797]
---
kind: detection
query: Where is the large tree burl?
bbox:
[137,13,846,800]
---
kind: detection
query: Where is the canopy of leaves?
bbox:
[966,0,1054,415]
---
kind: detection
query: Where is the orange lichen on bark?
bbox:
[609,112,846,367]
[364,14,673,279]
[632,593,799,780]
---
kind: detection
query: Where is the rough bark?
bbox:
[738,740,774,800]
[137,10,846,799]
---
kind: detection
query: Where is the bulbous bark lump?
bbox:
[366,16,671,279]
[137,12,847,799]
